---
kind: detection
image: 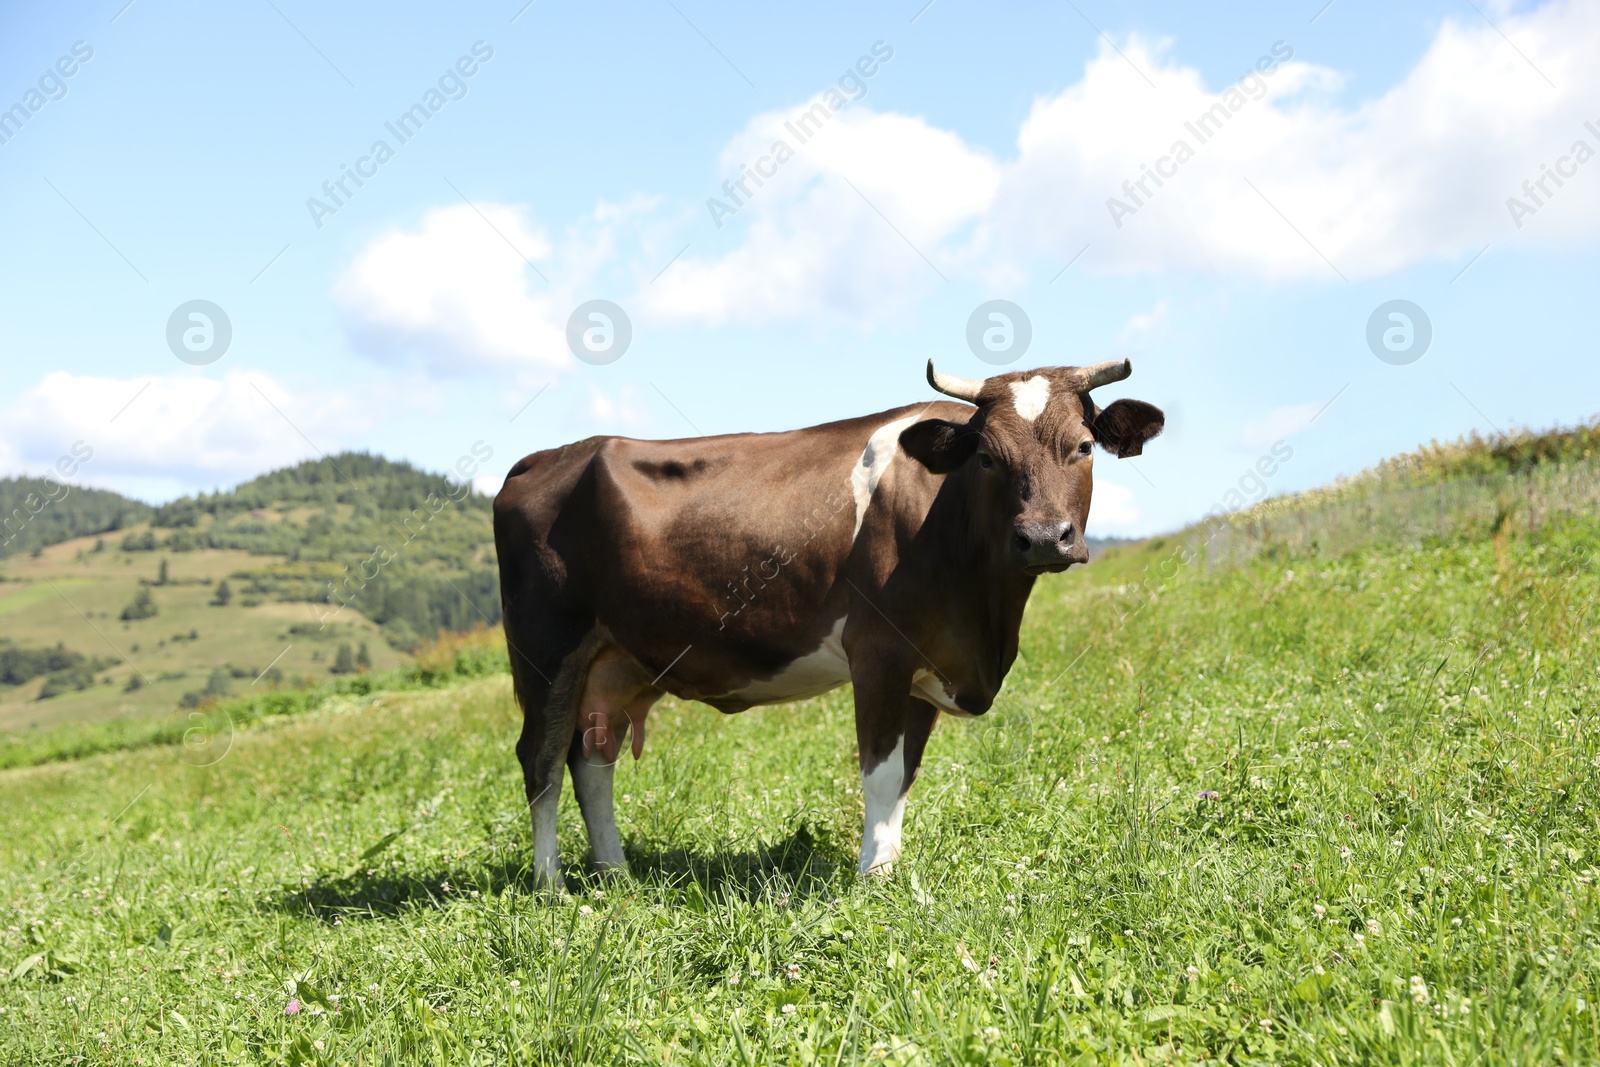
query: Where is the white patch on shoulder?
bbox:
[727,616,850,705]
[850,415,920,539]
[911,668,966,715]
[1009,376,1051,422]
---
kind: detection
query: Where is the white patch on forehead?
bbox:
[850,415,919,539]
[1009,376,1051,422]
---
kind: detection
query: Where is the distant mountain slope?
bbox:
[138,452,500,649]
[0,477,151,559]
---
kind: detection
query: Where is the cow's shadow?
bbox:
[272,824,844,923]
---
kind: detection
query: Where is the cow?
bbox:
[492,359,1164,886]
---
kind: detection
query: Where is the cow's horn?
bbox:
[926,360,985,403]
[1075,358,1132,391]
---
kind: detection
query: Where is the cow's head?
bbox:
[901,360,1164,574]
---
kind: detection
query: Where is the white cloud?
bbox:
[336,201,628,375]
[1239,402,1323,450]
[583,383,652,434]
[0,371,354,496]
[1114,299,1170,347]
[1088,477,1141,533]
[638,0,1600,325]
[641,101,1000,328]
[989,2,1600,279]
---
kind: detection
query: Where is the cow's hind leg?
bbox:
[512,628,608,891]
[568,646,661,877]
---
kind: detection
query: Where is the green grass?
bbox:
[2,510,1598,1064]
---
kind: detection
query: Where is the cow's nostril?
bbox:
[1059,524,1075,543]
[1013,533,1031,554]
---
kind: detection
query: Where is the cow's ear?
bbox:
[899,419,980,474]
[1091,399,1165,458]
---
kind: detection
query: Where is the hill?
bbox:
[0,475,150,559]
[0,452,500,733]
[3,432,1598,1061]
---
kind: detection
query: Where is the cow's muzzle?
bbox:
[1013,520,1089,573]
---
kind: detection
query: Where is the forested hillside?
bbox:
[132,452,501,650]
[0,476,150,559]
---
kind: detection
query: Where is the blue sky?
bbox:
[2,0,1596,536]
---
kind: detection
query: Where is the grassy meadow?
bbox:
[2,488,1598,1063]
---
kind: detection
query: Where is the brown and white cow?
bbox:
[492,360,1163,885]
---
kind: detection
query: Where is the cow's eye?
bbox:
[1077,440,1093,456]
[977,452,994,469]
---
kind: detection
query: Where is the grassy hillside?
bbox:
[2,458,1597,1062]
[0,454,499,734]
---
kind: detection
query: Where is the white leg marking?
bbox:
[531,774,564,888]
[858,735,908,876]
[571,756,628,872]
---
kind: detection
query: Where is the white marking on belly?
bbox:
[727,617,850,704]
[911,668,965,715]
[1009,376,1051,422]
[850,415,920,539]
[859,735,907,875]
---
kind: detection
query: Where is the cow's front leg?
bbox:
[853,666,939,876]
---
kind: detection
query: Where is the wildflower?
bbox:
[313,1040,326,1051]
[1366,918,1380,934]
[1353,933,1365,946]
[727,973,741,986]
[1185,965,1199,982]
[781,1003,797,1015]
[785,963,801,980]
[1313,904,1326,920]
[578,905,593,917]
[1259,1018,1273,1030]
[1410,975,1429,1005]
[1198,790,1218,800]
[509,979,521,989]
[1340,847,1353,862]
[284,999,301,1016]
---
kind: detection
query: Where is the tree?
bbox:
[356,642,372,671]
[157,558,169,586]
[204,668,232,698]
[120,587,158,621]
[332,643,355,674]
[211,579,232,607]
